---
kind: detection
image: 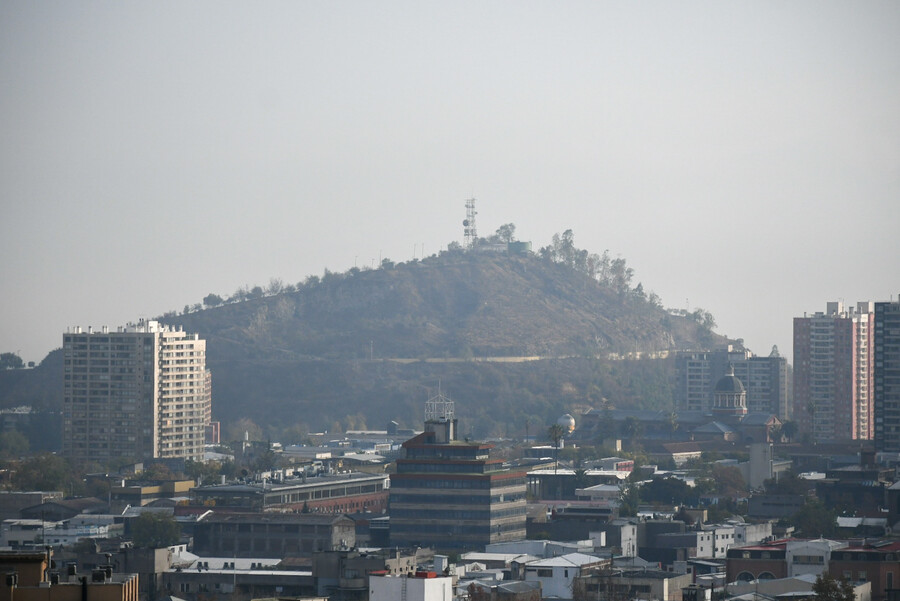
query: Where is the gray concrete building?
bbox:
[875,300,900,453]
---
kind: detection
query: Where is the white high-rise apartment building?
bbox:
[63,320,210,465]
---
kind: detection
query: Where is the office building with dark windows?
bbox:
[389,392,526,551]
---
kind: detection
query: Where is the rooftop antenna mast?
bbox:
[463,197,478,250]
[425,383,455,423]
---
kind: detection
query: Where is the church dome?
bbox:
[714,365,745,394]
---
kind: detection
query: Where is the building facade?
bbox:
[190,472,389,514]
[874,300,900,453]
[675,346,789,418]
[793,302,874,443]
[192,513,356,558]
[389,395,527,551]
[63,320,211,464]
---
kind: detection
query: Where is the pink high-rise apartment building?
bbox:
[793,301,874,443]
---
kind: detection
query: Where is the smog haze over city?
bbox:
[1,2,898,363]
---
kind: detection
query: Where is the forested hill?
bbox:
[0,244,733,441]
[171,250,725,362]
[157,247,731,437]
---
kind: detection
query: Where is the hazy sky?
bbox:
[2,2,898,364]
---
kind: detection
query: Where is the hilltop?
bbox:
[172,249,722,362]
[161,246,728,437]
[0,242,732,443]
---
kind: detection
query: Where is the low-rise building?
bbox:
[368,572,453,601]
[191,472,389,514]
[161,562,315,601]
[0,550,138,601]
[1,519,110,548]
[726,539,790,582]
[0,492,63,521]
[522,553,608,599]
[192,512,355,558]
[575,568,693,601]
[110,479,195,512]
[828,540,900,601]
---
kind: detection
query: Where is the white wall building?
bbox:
[786,539,847,578]
[368,573,453,601]
[697,525,736,559]
[523,553,607,599]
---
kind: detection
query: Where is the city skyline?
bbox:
[2,2,898,363]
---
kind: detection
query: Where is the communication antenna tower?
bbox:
[425,383,455,422]
[463,197,478,249]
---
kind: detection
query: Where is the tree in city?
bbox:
[547,423,566,474]
[813,572,855,601]
[0,352,24,370]
[711,464,748,497]
[131,512,181,548]
[12,453,82,493]
[620,416,644,444]
[792,499,837,538]
[781,420,799,443]
[619,483,640,517]
[0,430,29,459]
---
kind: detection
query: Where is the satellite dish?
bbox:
[463,219,469,226]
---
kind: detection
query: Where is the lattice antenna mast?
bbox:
[425,383,455,423]
[463,197,478,250]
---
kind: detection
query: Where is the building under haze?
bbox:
[675,346,789,419]
[874,299,900,454]
[389,392,526,551]
[62,320,211,464]
[793,302,874,444]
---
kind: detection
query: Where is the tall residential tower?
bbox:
[874,300,900,453]
[793,302,874,443]
[62,320,211,465]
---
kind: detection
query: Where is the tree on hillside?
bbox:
[203,293,224,308]
[0,352,24,370]
[496,223,517,243]
[132,512,181,548]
